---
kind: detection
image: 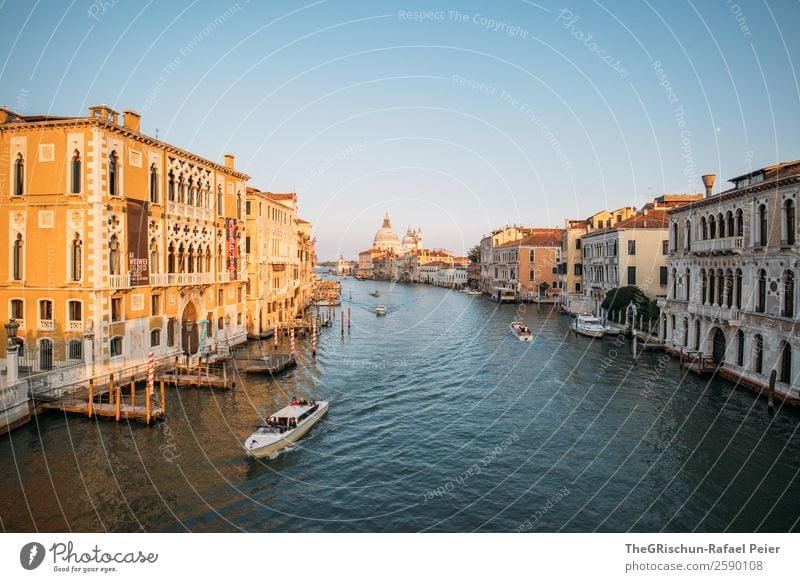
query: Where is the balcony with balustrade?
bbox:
[688,303,742,324]
[38,319,55,332]
[66,320,83,332]
[109,273,131,289]
[166,201,214,223]
[690,236,744,255]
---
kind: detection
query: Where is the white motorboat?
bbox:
[375,305,387,316]
[244,400,329,458]
[369,290,380,297]
[510,320,533,341]
[571,314,606,338]
[603,323,624,336]
[464,289,482,295]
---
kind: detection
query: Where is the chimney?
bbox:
[702,174,716,198]
[224,154,235,169]
[122,110,141,133]
[0,108,9,124]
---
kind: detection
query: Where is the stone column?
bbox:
[6,343,19,383]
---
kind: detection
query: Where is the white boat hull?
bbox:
[244,402,329,458]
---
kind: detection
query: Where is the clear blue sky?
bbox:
[1,0,798,259]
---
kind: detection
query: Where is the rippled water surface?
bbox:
[2,278,800,532]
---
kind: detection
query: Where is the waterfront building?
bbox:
[581,196,702,314]
[357,248,381,279]
[244,188,314,337]
[558,219,591,314]
[467,260,481,289]
[490,229,562,299]
[478,225,538,294]
[660,163,800,403]
[0,104,249,430]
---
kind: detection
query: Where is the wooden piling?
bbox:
[160,380,166,414]
[341,311,344,336]
[145,372,151,425]
[768,370,776,415]
[88,379,94,419]
[115,382,121,422]
[130,377,135,407]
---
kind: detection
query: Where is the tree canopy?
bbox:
[468,245,481,263]
[600,286,660,321]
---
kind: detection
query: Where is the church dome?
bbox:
[402,227,417,247]
[373,213,400,251]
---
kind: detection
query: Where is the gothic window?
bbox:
[12,233,23,280]
[108,151,119,197]
[71,150,81,194]
[14,153,24,196]
[70,233,82,281]
[109,235,120,275]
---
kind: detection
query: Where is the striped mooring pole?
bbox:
[274,323,278,349]
[290,326,295,356]
[312,320,317,356]
[147,351,154,422]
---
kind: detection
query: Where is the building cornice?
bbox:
[667,175,800,215]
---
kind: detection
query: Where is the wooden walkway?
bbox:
[40,400,164,422]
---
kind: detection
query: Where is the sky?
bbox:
[1,0,798,260]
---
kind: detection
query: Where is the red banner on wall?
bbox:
[226,218,238,280]
[127,200,149,286]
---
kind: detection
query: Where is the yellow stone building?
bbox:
[0,104,249,376]
[244,189,315,336]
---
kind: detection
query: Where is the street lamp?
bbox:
[4,318,20,347]
[184,320,194,356]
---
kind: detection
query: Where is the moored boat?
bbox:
[369,290,380,297]
[375,305,387,316]
[244,399,329,458]
[510,320,533,341]
[572,314,606,338]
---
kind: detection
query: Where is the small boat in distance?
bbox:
[375,305,387,316]
[572,314,606,338]
[244,399,329,458]
[369,290,380,297]
[510,321,533,341]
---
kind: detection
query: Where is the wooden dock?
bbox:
[154,368,232,389]
[242,353,296,375]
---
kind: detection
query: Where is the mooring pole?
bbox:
[768,369,776,415]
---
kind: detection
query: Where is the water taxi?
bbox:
[369,290,380,297]
[375,305,387,316]
[571,314,606,338]
[244,400,329,458]
[509,321,533,341]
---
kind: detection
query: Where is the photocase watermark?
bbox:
[339,354,408,370]
[652,60,697,190]
[47,541,158,574]
[20,542,46,570]
[300,141,368,191]
[88,0,121,22]
[555,9,629,78]
[398,10,528,39]
[422,433,519,501]
[515,486,570,532]
[451,74,572,171]
[726,0,753,37]
[158,420,180,464]
[142,2,246,113]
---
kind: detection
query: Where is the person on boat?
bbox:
[290,396,299,406]
[299,398,308,406]
[288,417,297,429]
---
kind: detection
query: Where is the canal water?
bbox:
[2,278,799,532]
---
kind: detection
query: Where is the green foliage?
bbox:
[601,286,660,321]
[468,245,481,263]
[538,282,550,291]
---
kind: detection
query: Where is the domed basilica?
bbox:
[373,213,423,254]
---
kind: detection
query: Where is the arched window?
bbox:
[167,242,175,273]
[150,329,161,347]
[12,233,23,280]
[783,270,795,318]
[70,233,82,281]
[177,178,185,204]
[725,269,733,308]
[672,222,678,251]
[683,317,689,347]
[168,171,175,201]
[71,150,81,194]
[177,243,185,273]
[717,269,724,306]
[708,269,716,305]
[753,334,764,374]
[756,269,767,313]
[108,151,119,197]
[671,268,677,299]
[726,211,734,237]
[236,191,242,219]
[694,320,701,350]
[217,186,223,215]
[736,330,745,366]
[670,315,676,343]
[204,246,211,273]
[109,235,120,275]
[784,199,796,245]
[149,164,158,203]
[700,269,707,305]
[700,216,707,240]
[685,219,692,248]
[216,244,222,275]
[187,177,194,206]
[709,215,716,239]
[780,341,792,384]
[149,238,159,274]
[734,268,743,309]
[717,213,725,238]
[685,268,691,301]
[758,204,768,246]
[14,153,24,196]
[187,244,195,274]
